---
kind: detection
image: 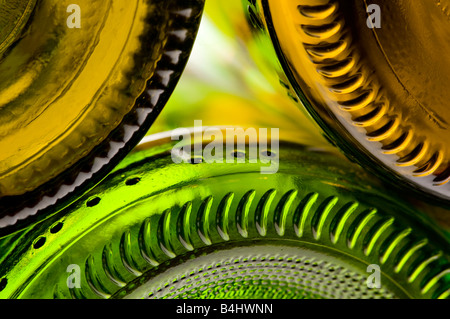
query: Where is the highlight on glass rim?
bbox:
[0,0,449,303]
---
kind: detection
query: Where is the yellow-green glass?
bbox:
[0,6,448,299]
[0,0,205,226]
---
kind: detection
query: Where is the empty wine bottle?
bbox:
[241,0,450,204]
[0,0,205,230]
[0,129,448,299]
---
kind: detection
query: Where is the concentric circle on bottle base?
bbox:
[1,131,448,299]
[255,0,450,203]
[0,0,205,229]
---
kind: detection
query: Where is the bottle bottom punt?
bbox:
[117,244,397,299]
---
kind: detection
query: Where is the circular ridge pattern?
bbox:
[251,0,450,203]
[0,0,205,230]
[0,137,448,299]
[122,246,395,299]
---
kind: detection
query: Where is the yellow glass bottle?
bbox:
[239,0,450,204]
[0,0,205,228]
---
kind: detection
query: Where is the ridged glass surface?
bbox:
[0,0,448,301]
[0,0,205,225]
[0,134,448,299]
[247,0,450,203]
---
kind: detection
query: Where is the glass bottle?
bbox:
[1,9,448,299]
[0,0,205,229]
[239,0,450,204]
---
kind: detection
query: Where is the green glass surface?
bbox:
[0,132,448,299]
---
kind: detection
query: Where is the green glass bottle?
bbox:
[0,128,448,299]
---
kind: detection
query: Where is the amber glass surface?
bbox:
[248,0,450,203]
[0,0,204,227]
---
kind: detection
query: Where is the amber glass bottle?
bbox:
[241,0,450,204]
[0,0,205,229]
